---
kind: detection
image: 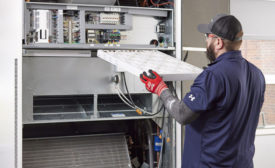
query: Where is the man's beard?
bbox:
[206,43,216,63]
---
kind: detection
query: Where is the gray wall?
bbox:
[182,0,230,48]
[181,0,230,95]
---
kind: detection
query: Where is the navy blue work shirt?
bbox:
[182,51,265,168]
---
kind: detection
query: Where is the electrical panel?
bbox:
[24,2,174,50]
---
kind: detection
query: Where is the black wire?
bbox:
[166,81,178,98]
[183,51,189,62]
[151,103,165,116]
[138,99,165,116]
[121,72,166,116]
[173,84,178,98]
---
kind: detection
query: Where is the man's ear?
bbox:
[215,38,224,50]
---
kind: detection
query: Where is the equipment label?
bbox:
[111,113,126,117]
[66,5,78,10]
[104,7,121,12]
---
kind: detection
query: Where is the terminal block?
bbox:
[100,13,120,25]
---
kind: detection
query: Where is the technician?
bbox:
[140,14,265,168]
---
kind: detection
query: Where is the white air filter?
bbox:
[97,50,203,81]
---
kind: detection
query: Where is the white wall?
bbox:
[0,0,22,168]
[231,0,275,40]
[254,129,275,168]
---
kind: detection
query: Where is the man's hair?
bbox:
[223,31,243,51]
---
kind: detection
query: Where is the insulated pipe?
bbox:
[145,120,154,168]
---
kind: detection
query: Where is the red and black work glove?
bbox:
[140,69,168,96]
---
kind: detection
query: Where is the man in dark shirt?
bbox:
[140,14,265,168]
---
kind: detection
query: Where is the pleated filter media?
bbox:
[97,50,203,81]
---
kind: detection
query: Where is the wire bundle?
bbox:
[115,72,165,116]
[140,0,174,7]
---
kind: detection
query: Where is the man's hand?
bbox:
[140,69,168,96]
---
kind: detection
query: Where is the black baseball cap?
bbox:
[197,14,243,42]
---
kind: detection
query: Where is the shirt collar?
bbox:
[208,50,242,66]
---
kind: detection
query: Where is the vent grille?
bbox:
[23,134,131,168]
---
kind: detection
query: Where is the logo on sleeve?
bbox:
[189,94,195,102]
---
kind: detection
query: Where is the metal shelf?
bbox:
[23,116,155,124]
[26,2,171,17]
[23,43,175,50]
[28,94,157,124]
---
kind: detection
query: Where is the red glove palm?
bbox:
[140,70,168,96]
